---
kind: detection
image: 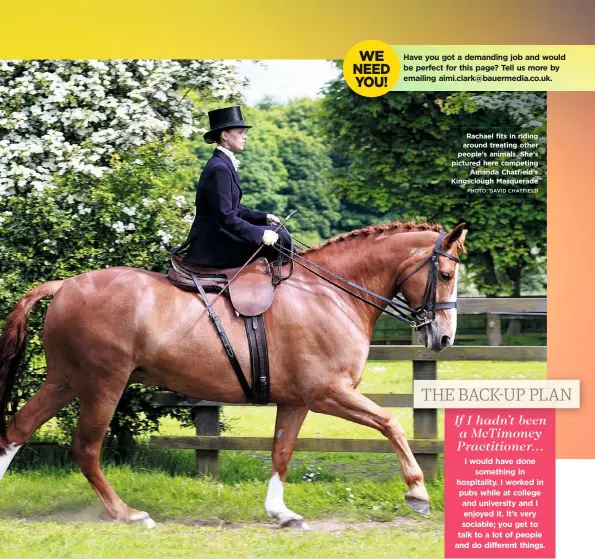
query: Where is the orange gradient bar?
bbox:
[549,92,595,458]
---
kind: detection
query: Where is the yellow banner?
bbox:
[391,45,595,91]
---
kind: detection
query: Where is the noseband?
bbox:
[274,231,460,330]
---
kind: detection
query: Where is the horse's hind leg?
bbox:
[265,404,309,529]
[70,388,155,528]
[308,388,430,516]
[0,380,74,480]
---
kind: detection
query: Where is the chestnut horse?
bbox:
[0,221,467,529]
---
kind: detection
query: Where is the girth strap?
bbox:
[245,316,270,405]
[192,274,253,402]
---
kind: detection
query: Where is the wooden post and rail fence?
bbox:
[150,298,546,479]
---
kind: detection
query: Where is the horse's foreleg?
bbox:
[71,388,156,528]
[265,404,309,529]
[309,387,430,515]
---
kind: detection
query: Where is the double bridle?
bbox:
[274,230,459,330]
[392,231,459,328]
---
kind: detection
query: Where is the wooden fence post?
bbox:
[413,360,438,478]
[411,328,418,346]
[193,405,220,477]
[486,313,502,346]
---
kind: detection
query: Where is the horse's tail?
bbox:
[0,280,64,454]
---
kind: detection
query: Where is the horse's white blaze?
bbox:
[0,444,21,481]
[449,264,459,344]
[264,472,302,523]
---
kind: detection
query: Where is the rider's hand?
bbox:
[262,230,279,246]
[266,214,281,226]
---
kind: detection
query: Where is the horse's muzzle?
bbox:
[420,324,451,352]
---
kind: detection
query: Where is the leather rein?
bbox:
[273,231,459,330]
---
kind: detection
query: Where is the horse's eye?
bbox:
[440,272,451,281]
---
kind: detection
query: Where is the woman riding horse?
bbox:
[0,221,467,529]
[183,105,291,268]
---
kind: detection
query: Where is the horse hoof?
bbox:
[123,511,156,529]
[141,517,156,529]
[281,517,310,530]
[406,496,430,516]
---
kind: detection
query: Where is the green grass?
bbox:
[0,467,444,522]
[0,468,444,558]
[0,518,444,558]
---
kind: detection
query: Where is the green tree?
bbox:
[321,81,546,296]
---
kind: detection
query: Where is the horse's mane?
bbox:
[301,221,443,254]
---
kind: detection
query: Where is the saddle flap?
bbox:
[228,258,274,317]
[169,254,274,317]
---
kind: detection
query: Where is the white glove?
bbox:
[267,214,281,226]
[262,230,279,246]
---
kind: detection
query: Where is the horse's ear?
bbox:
[442,222,468,254]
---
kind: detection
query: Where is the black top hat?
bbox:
[203,105,252,144]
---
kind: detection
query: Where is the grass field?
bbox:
[0,360,546,557]
[0,518,444,558]
[0,468,444,558]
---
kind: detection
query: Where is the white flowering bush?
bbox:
[0,60,241,196]
[3,149,188,274]
[0,60,242,447]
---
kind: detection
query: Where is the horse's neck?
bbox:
[303,233,414,333]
